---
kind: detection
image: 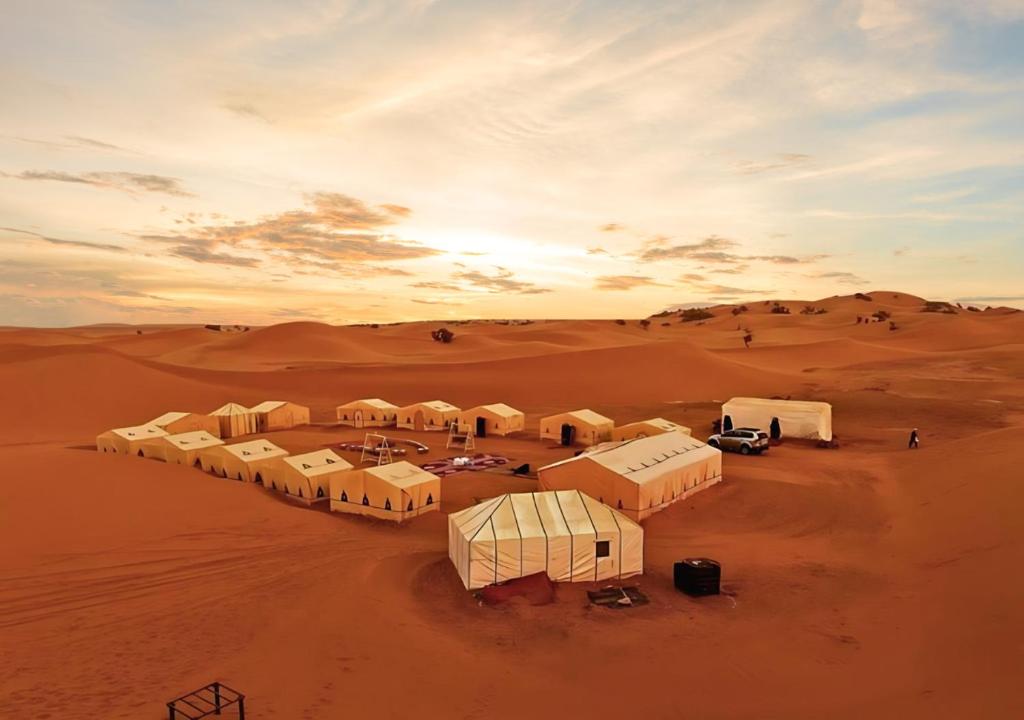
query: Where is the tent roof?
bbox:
[618,417,689,432]
[724,397,831,412]
[149,411,191,426]
[468,403,523,418]
[540,430,718,486]
[249,400,287,413]
[210,402,253,416]
[338,398,398,410]
[283,449,353,477]
[405,400,458,412]
[222,439,288,461]
[364,461,439,489]
[165,431,223,450]
[108,424,168,441]
[543,409,613,427]
[450,490,638,543]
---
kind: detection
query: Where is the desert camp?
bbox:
[336,398,399,428]
[448,490,644,590]
[455,403,526,437]
[96,424,168,456]
[209,402,259,438]
[612,417,692,441]
[157,430,225,467]
[250,400,311,432]
[722,397,833,442]
[538,430,723,521]
[266,449,353,502]
[200,438,288,482]
[329,460,441,521]
[539,409,614,446]
[396,400,460,431]
[148,411,221,437]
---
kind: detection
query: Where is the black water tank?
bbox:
[674,558,721,596]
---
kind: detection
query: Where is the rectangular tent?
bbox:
[209,403,258,438]
[455,403,526,437]
[538,430,722,522]
[539,409,614,446]
[722,397,832,441]
[336,398,399,428]
[396,401,460,431]
[264,449,354,504]
[329,461,441,522]
[612,418,691,442]
[148,411,221,437]
[448,490,644,590]
[200,439,288,481]
[249,400,311,432]
[96,424,168,456]
[159,430,225,467]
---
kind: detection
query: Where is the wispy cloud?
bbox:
[808,271,869,285]
[733,153,811,175]
[6,170,194,197]
[1,226,124,252]
[593,275,668,291]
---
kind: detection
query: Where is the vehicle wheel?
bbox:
[740,445,751,455]
[708,439,719,448]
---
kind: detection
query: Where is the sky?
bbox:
[1,0,1023,326]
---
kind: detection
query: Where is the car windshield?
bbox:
[757,432,768,439]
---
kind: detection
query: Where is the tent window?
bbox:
[298,487,303,498]
[302,463,312,469]
[343,414,348,420]
[362,494,370,506]
[405,417,411,424]
[317,486,325,498]
[326,458,335,464]
[426,493,433,505]
[407,499,413,512]
[384,498,392,511]
[371,414,376,421]
[595,540,610,558]
[617,499,623,510]
[271,481,277,490]
[340,490,348,502]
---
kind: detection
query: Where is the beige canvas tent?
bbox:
[722,397,832,441]
[396,401,460,431]
[148,411,221,437]
[448,490,644,590]
[539,409,614,446]
[538,430,722,522]
[96,424,168,456]
[209,403,258,438]
[336,398,399,428]
[455,403,526,438]
[329,461,440,522]
[157,430,224,467]
[250,400,310,432]
[199,439,288,481]
[612,418,691,442]
[264,449,353,503]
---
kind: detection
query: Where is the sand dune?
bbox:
[0,292,1022,718]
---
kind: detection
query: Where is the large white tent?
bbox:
[722,397,832,441]
[448,490,644,590]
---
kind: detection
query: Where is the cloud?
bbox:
[600,223,624,232]
[454,268,550,294]
[681,273,705,281]
[168,242,261,267]
[4,135,134,153]
[587,246,608,255]
[809,271,868,285]
[1,226,124,252]
[640,235,737,262]
[412,298,464,306]
[953,295,1024,303]
[8,169,194,197]
[734,153,812,175]
[411,280,463,291]
[594,275,668,291]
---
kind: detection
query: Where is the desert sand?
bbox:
[1,291,1022,719]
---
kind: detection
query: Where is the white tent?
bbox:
[722,397,832,441]
[448,490,644,590]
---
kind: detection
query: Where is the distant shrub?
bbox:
[770,303,791,315]
[370,323,380,329]
[855,293,873,301]
[731,305,749,316]
[431,327,455,343]
[800,305,827,315]
[651,309,674,318]
[661,322,671,327]
[680,308,714,322]
[614,319,627,326]
[922,301,957,314]
[889,321,898,331]
[639,319,651,330]
[743,332,753,348]
[967,306,980,313]
[136,330,143,335]
[872,310,891,322]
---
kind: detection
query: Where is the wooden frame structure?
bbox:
[167,682,245,719]
[360,433,394,466]
[446,422,475,452]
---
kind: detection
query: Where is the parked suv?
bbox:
[707,427,769,455]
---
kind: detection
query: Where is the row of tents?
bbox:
[96,426,441,522]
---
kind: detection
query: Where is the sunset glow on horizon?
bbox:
[2,0,1023,326]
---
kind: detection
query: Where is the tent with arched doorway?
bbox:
[336,398,399,428]
[209,403,258,438]
[148,411,221,437]
[96,424,168,456]
[538,430,722,522]
[249,400,310,432]
[328,461,440,521]
[264,449,353,503]
[455,403,525,438]
[721,397,832,442]
[448,490,644,590]
[153,430,224,466]
[396,401,460,431]
[199,439,288,481]
[612,418,691,442]
[539,409,614,446]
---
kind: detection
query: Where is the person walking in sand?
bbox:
[908,428,919,449]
